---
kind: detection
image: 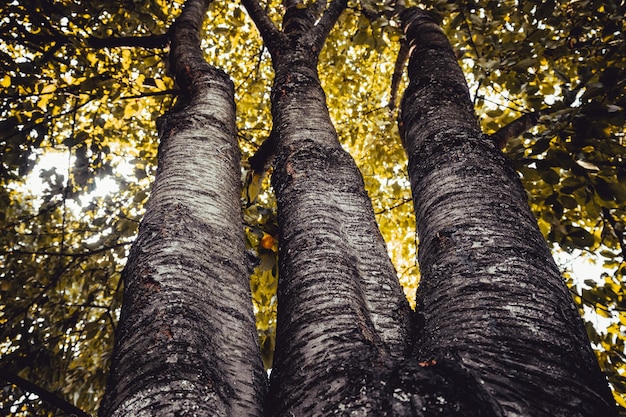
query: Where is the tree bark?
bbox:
[243,1,413,415]
[399,8,616,417]
[98,1,266,416]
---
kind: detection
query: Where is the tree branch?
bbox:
[119,89,177,100]
[310,0,328,20]
[490,111,541,148]
[1,241,132,258]
[241,0,283,52]
[249,130,277,173]
[0,368,90,417]
[374,197,412,215]
[311,0,348,51]
[167,0,217,93]
[602,208,626,261]
[389,40,409,110]
[489,106,566,148]
[87,34,169,49]
[9,1,168,50]
[457,4,482,63]
[9,25,69,48]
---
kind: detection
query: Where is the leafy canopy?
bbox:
[0,0,624,415]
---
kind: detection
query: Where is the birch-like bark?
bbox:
[242,1,413,415]
[399,8,616,416]
[98,1,266,416]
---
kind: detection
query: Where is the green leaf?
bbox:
[539,168,560,185]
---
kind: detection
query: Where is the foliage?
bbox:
[0,0,624,415]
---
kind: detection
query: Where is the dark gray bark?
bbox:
[242,1,413,415]
[399,8,616,417]
[98,1,266,416]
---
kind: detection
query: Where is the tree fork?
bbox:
[399,7,616,416]
[243,0,413,414]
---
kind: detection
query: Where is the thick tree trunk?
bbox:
[98,1,266,416]
[242,1,413,415]
[399,8,616,416]
[268,52,411,415]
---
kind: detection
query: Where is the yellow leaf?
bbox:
[37,95,49,110]
[87,52,99,66]
[121,49,131,70]
[135,74,145,87]
[1,75,10,87]
[155,78,167,90]
[40,84,56,94]
[246,172,262,204]
[124,101,141,118]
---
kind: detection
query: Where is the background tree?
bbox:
[0,0,624,415]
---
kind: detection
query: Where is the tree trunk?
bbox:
[242,1,413,415]
[399,8,616,416]
[268,53,411,414]
[98,1,266,416]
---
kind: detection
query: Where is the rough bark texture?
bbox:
[399,8,616,417]
[98,1,266,416]
[242,1,413,415]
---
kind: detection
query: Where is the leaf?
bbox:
[606,104,622,113]
[560,177,583,194]
[594,177,615,201]
[512,57,536,72]
[539,168,560,185]
[568,227,595,247]
[63,131,89,148]
[155,78,167,90]
[560,194,578,209]
[584,279,597,288]
[530,138,551,155]
[245,172,263,205]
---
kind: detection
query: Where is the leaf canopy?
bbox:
[0,0,625,414]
